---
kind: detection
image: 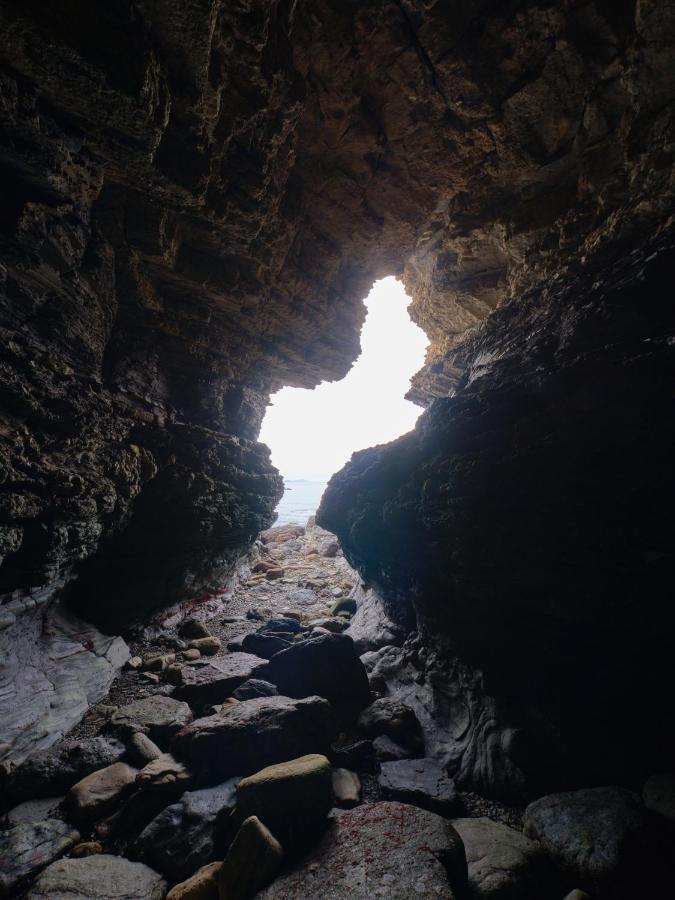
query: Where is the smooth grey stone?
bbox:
[0,819,80,896]
[26,853,166,899]
[378,758,458,816]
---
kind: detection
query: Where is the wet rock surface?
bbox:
[378,758,458,817]
[257,801,467,899]
[0,819,80,897]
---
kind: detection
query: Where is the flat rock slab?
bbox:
[0,819,80,896]
[172,695,337,781]
[452,816,550,899]
[174,654,269,708]
[378,758,458,816]
[26,853,167,899]
[524,786,674,897]
[257,801,467,899]
[111,696,193,744]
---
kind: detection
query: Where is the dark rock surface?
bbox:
[452,816,551,900]
[135,778,240,882]
[2,736,126,806]
[0,0,673,874]
[109,696,193,745]
[173,653,270,708]
[265,633,370,712]
[257,801,467,899]
[524,787,675,898]
[0,819,80,897]
[378,758,458,817]
[172,695,338,781]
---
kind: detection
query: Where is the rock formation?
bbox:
[0,0,673,832]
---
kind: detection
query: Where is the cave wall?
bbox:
[0,0,673,777]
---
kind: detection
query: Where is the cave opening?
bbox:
[259,276,429,525]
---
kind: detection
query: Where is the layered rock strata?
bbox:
[0,0,673,794]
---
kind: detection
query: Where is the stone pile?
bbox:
[2,523,674,898]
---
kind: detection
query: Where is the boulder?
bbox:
[452,816,550,899]
[110,696,193,745]
[167,861,223,900]
[128,732,163,765]
[241,633,291,659]
[563,892,592,900]
[331,597,357,616]
[345,586,406,653]
[135,753,192,795]
[3,796,64,827]
[136,779,240,882]
[260,617,302,635]
[378,758,458,816]
[235,754,333,846]
[373,735,414,762]
[179,618,212,640]
[4,737,126,803]
[172,695,338,781]
[174,655,269,708]
[306,617,347,633]
[257,801,467,899]
[357,697,423,752]
[66,762,138,824]
[188,637,221,656]
[332,769,361,807]
[265,634,370,711]
[217,816,283,900]
[0,820,80,897]
[642,772,675,823]
[524,786,673,897]
[26,854,166,899]
[232,679,278,700]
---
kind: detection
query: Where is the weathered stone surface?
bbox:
[179,619,211,641]
[265,634,370,711]
[357,698,423,752]
[3,796,64,827]
[3,736,126,804]
[372,735,413,762]
[378,758,458,816]
[174,655,270,708]
[0,602,129,766]
[452,817,550,899]
[0,820,80,897]
[110,696,193,744]
[346,585,406,654]
[257,801,467,899]
[235,754,333,845]
[128,732,164,766]
[332,769,361,808]
[70,841,103,858]
[66,762,138,824]
[232,679,278,701]
[188,637,221,656]
[524,787,674,897]
[136,779,239,882]
[217,816,283,900]
[172,696,338,781]
[167,861,222,900]
[642,773,675,823]
[240,633,291,660]
[26,854,167,899]
[135,753,192,795]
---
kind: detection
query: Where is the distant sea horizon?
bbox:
[272,479,328,525]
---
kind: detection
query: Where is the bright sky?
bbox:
[259,277,429,481]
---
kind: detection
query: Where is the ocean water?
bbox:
[273,480,328,525]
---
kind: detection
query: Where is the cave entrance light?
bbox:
[259,276,429,525]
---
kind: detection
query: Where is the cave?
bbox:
[0,1,674,898]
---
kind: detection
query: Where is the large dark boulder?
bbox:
[265,634,370,712]
[172,696,338,782]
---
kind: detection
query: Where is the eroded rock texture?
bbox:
[0,0,673,787]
